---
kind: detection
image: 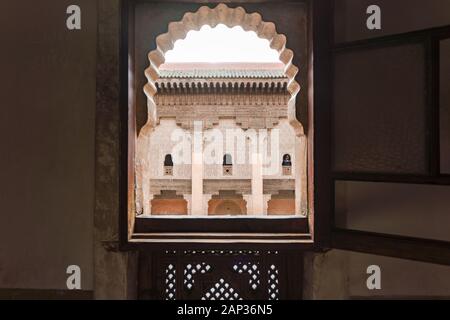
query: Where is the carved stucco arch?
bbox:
[141,3,303,138]
[135,3,307,217]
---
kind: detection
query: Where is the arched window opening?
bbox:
[267,190,295,215]
[135,4,307,224]
[282,154,292,175]
[164,24,281,64]
[164,154,173,176]
[223,153,233,176]
[223,154,233,165]
[208,191,247,215]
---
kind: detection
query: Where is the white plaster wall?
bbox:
[203,120,252,179]
[149,119,192,179]
[263,119,297,179]
[203,119,297,179]
[149,118,298,187]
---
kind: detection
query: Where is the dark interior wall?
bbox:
[0,1,96,290]
[334,0,450,43]
[333,42,427,174]
[440,38,450,174]
[333,0,450,247]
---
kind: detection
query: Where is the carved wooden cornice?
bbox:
[155,78,288,92]
[155,91,290,106]
[157,103,287,130]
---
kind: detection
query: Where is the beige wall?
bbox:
[0,0,96,290]
[149,119,192,179]
[305,250,450,299]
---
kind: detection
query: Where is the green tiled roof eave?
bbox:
[159,69,287,79]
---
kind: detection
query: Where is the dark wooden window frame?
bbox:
[331,25,450,266]
[117,0,335,249]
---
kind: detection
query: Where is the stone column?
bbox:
[141,194,153,216]
[94,0,137,299]
[295,135,308,216]
[136,158,151,216]
[203,194,212,215]
[303,251,350,299]
[243,194,253,216]
[135,128,153,216]
[183,194,192,215]
[251,152,264,215]
[135,186,143,215]
[191,121,204,215]
[263,194,272,215]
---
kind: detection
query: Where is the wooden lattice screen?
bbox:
[138,250,303,300]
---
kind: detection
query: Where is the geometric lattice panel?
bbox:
[201,278,242,300]
[268,264,280,300]
[184,262,211,291]
[233,261,260,291]
[164,264,176,300]
[138,249,302,300]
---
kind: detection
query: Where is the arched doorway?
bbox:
[213,200,242,215]
[151,199,188,215]
[208,199,247,215]
[150,190,188,215]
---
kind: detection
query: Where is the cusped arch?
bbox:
[142,3,303,137]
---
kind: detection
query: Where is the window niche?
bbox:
[222,154,233,176]
[127,3,312,244]
[164,154,174,176]
[282,154,292,176]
